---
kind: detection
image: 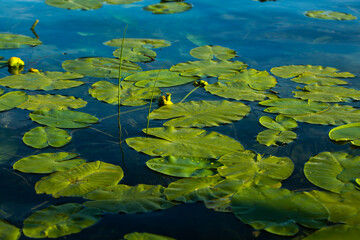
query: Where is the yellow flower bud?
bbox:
[29,68,40,73]
[8,57,24,68]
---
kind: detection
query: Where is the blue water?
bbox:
[1,0,360,239]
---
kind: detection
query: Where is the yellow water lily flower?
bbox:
[158,93,174,106]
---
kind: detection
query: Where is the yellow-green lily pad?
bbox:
[105,0,142,4]
[45,0,103,10]
[104,38,171,49]
[329,122,360,146]
[0,220,21,240]
[143,2,192,14]
[291,73,348,86]
[259,115,297,131]
[23,126,72,149]
[190,45,237,61]
[0,91,28,111]
[303,225,360,240]
[18,94,87,111]
[113,47,156,62]
[123,232,176,240]
[271,65,355,79]
[0,33,42,49]
[305,10,357,21]
[256,129,297,146]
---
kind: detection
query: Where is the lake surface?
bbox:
[1,0,360,239]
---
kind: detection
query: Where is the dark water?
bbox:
[1,0,360,239]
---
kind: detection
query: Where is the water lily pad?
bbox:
[149,100,251,128]
[304,152,360,193]
[0,220,21,240]
[62,57,141,78]
[205,82,270,101]
[105,0,142,4]
[123,232,176,240]
[18,94,87,111]
[256,129,297,146]
[190,45,237,61]
[329,122,360,146]
[0,91,27,111]
[219,69,277,90]
[23,203,102,238]
[89,81,161,106]
[45,0,103,10]
[0,33,42,49]
[113,47,156,62]
[126,127,244,159]
[84,184,174,213]
[124,69,197,88]
[146,156,221,178]
[305,10,357,20]
[231,186,328,236]
[303,225,360,240]
[0,72,84,91]
[291,73,348,86]
[35,161,124,198]
[143,2,192,14]
[13,152,86,174]
[23,126,72,149]
[170,60,247,77]
[30,109,98,128]
[259,115,297,131]
[104,38,171,49]
[270,65,355,79]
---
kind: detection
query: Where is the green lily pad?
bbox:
[123,232,176,240]
[23,126,72,149]
[0,72,84,91]
[270,65,355,79]
[89,81,161,106]
[35,161,124,198]
[303,225,360,240]
[170,60,247,78]
[205,82,270,101]
[218,69,277,90]
[18,94,87,111]
[124,69,197,88]
[45,0,103,10]
[62,57,141,78]
[304,152,360,193]
[143,2,192,14]
[149,100,251,128]
[83,184,174,213]
[126,127,244,159]
[256,129,297,146]
[291,73,348,86]
[329,122,360,146]
[30,109,98,128]
[305,10,357,20]
[190,45,237,61]
[0,91,27,111]
[105,0,142,4]
[259,115,297,131]
[13,152,86,174]
[0,33,42,49]
[231,186,328,236]
[146,156,221,178]
[0,220,21,240]
[104,38,171,49]
[23,203,102,238]
[113,47,156,62]
[218,152,294,186]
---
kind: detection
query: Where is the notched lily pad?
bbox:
[23,126,72,149]
[45,0,103,10]
[190,45,237,61]
[0,220,21,240]
[329,122,360,147]
[305,10,357,20]
[0,91,27,111]
[143,2,192,14]
[18,94,87,111]
[291,73,348,86]
[259,115,297,131]
[257,129,297,146]
[113,47,156,62]
[104,38,171,49]
[0,33,42,49]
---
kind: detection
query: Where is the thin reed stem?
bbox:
[179,86,200,103]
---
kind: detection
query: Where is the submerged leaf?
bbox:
[143,2,192,14]
[113,47,156,62]
[329,122,360,146]
[0,33,42,49]
[256,129,297,146]
[305,10,357,20]
[123,232,176,240]
[23,203,102,238]
[270,65,355,79]
[190,45,236,61]
[0,91,27,111]
[23,126,72,149]
[18,94,87,111]
[104,38,171,49]
[0,220,21,240]
[45,0,103,10]
[35,161,124,198]
[149,100,251,128]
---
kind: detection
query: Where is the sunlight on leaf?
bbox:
[0,91,27,111]
[0,33,42,49]
[329,122,360,147]
[23,126,72,149]
[105,0,142,4]
[143,2,192,14]
[45,0,103,10]
[259,115,297,131]
[0,220,21,240]
[271,65,355,79]
[104,38,171,49]
[291,73,348,86]
[305,10,357,20]
[18,94,87,111]
[256,129,297,146]
[190,45,237,61]
[113,47,156,62]
[303,225,360,240]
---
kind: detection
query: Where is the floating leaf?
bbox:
[23,126,72,149]
[104,38,171,49]
[293,84,360,102]
[231,186,328,236]
[18,94,87,111]
[0,33,42,49]
[30,109,98,128]
[126,127,244,159]
[45,0,103,10]
[0,91,27,111]
[62,57,141,78]
[219,69,277,90]
[143,2,192,14]
[0,72,84,91]
[305,10,357,20]
[123,232,176,240]
[23,203,102,238]
[105,0,142,4]
[291,73,348,86]
[84,184,174,213]
[13,152,86,174]
[329,122,360,146]
[0,220,21,240]
[270,65,355,79]
[146,156,221,178]
[303,225,360,240]
[256,129,297,146]
[170,60,247,77]
[35,161,124,198]
[304,152,360,193]
[205,82,270,101]
[259,115,297,131]
[113,47,156,62]
[89,81,161,106]
[259,98,329,115]
[190,45,236,61]
[149,100,251,128]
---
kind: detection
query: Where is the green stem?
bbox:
[179,86,200,103]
